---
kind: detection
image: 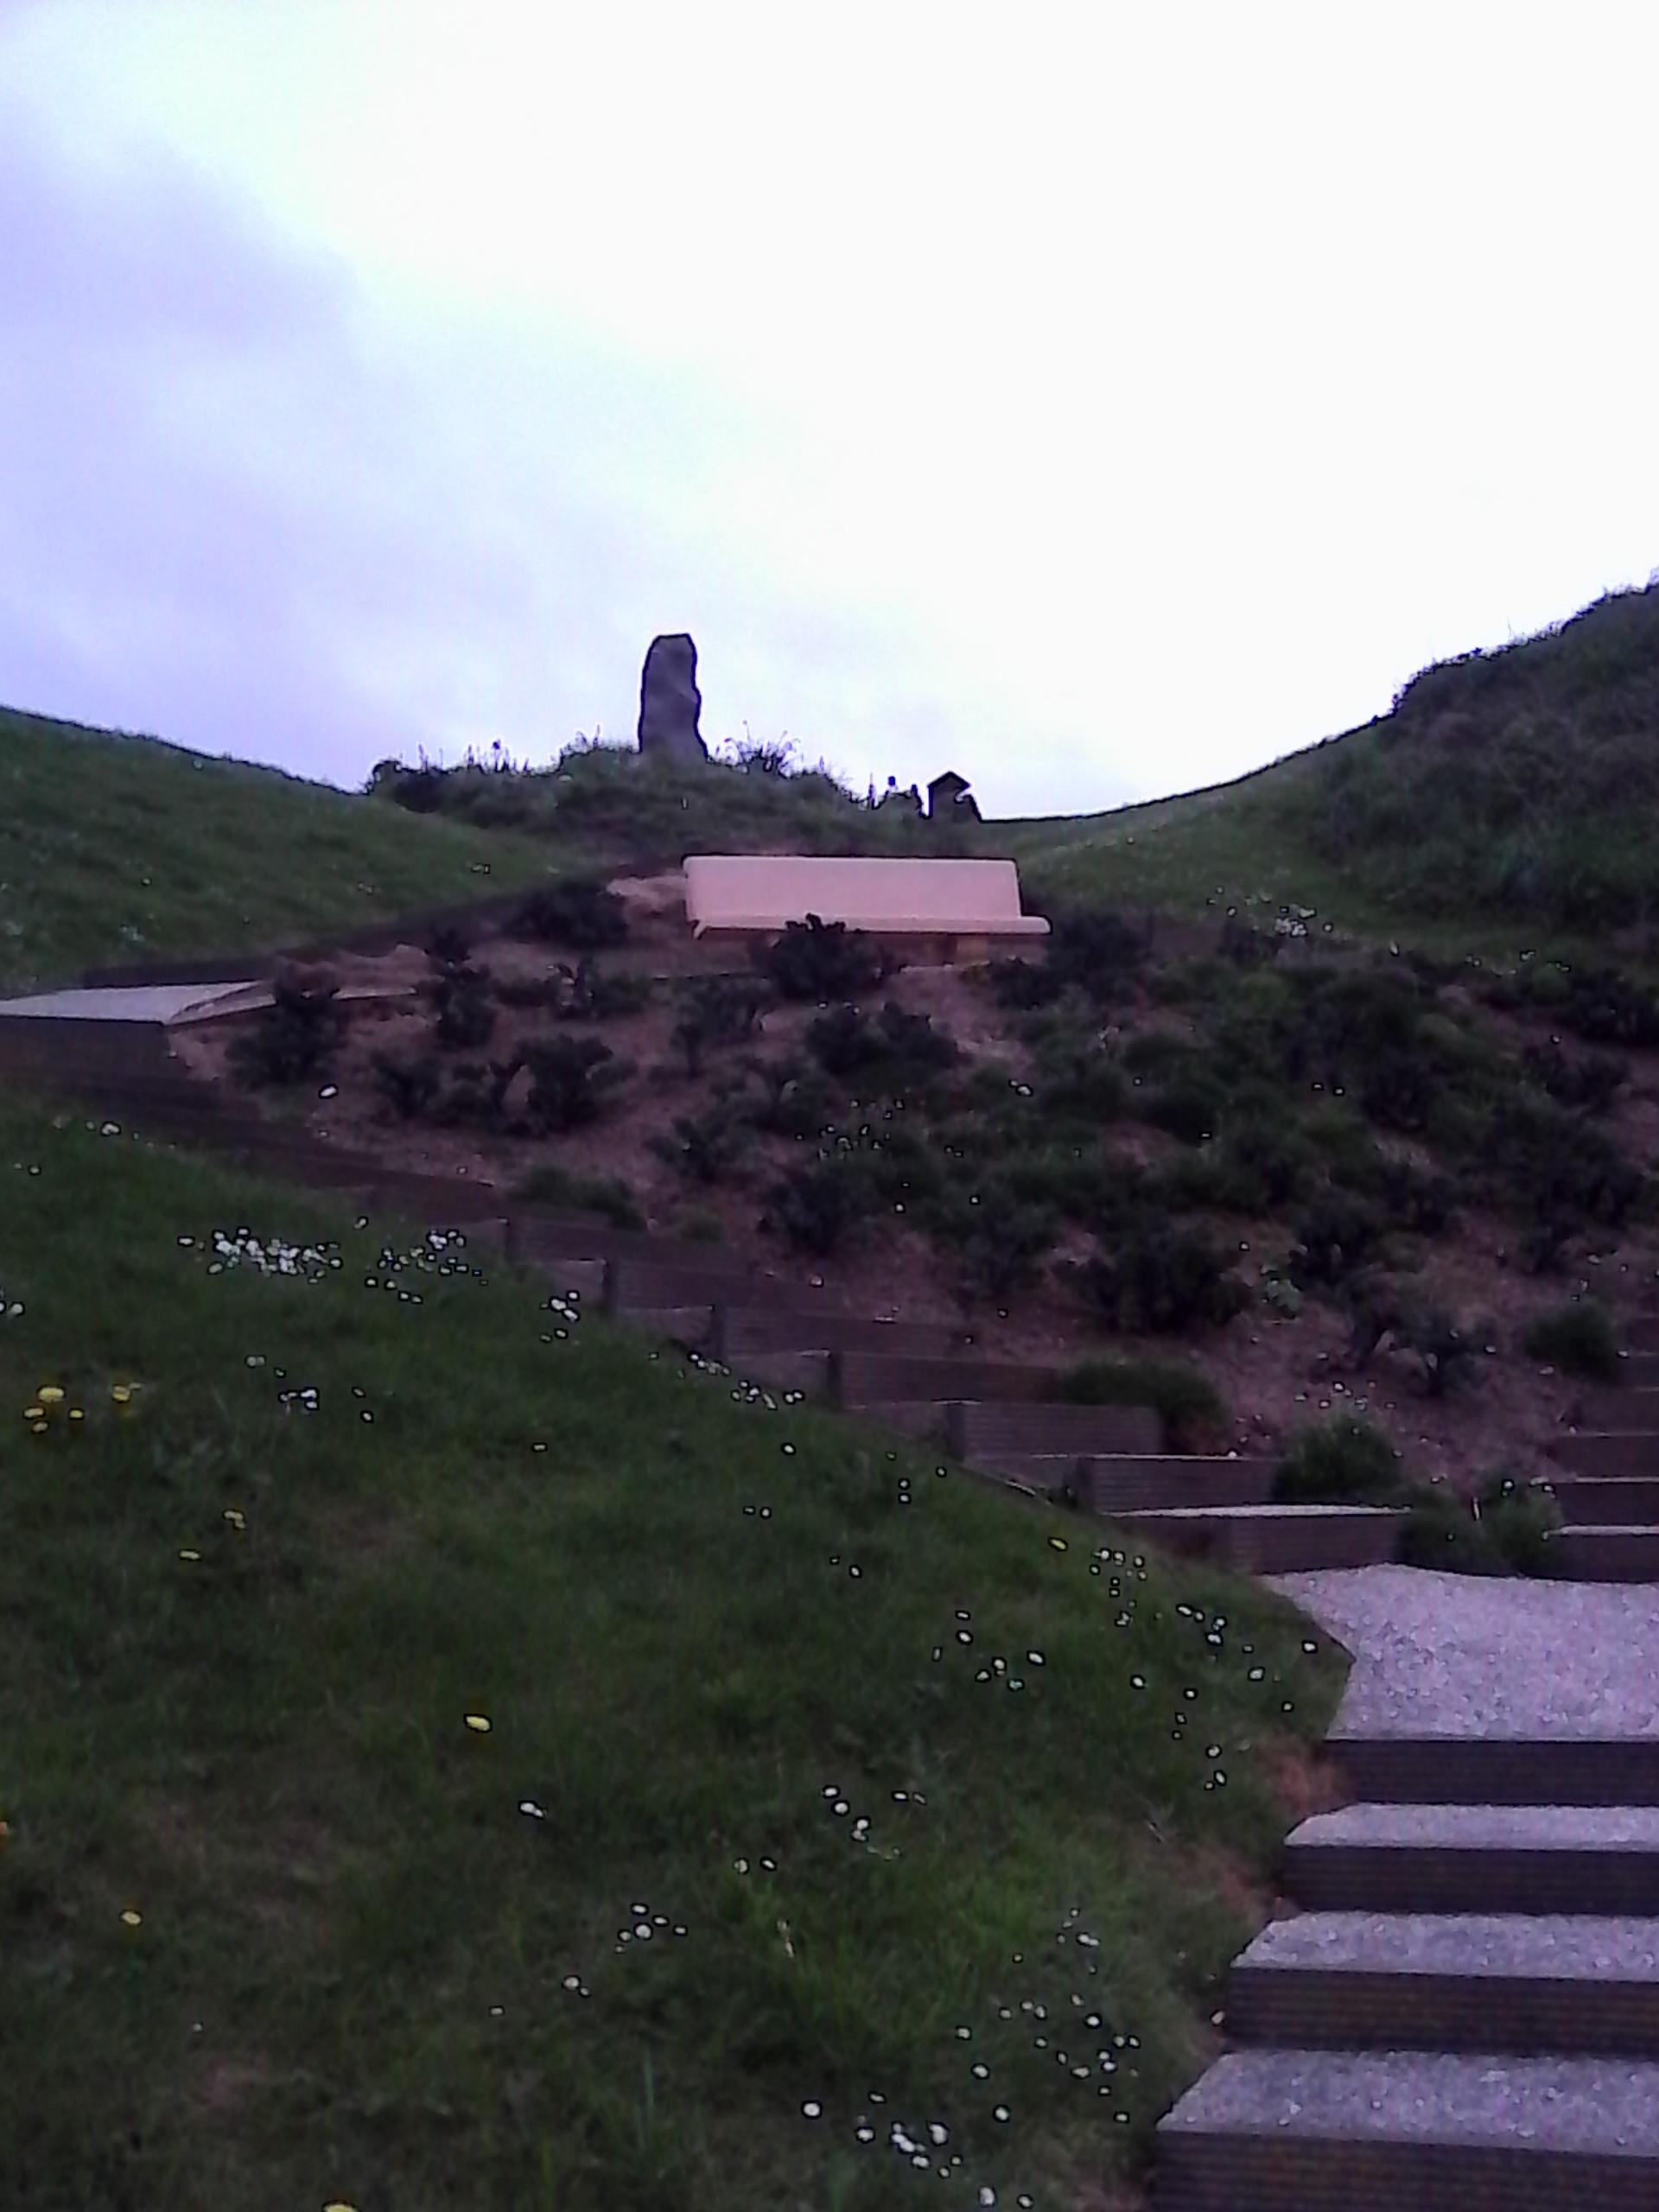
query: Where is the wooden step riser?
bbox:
[1545,1477,1659,1525]
[518,1256,606,1300]
[969,1456,1278,1512]
[716,1350,830,1396]
[1225,1966,1659,2056]
[945,1402,1166,1459]
[1626,1319,1659,1354]
[1154,2133,1648,2212]
[1116,1515,1402,1574]
[1572,1391,1659,1433]
[607,1304,714,1351]
[831,1353,1066,1407]
[1551,1435,1659,1478]
[712,1310,972,1361]
[1622,1355,1659,1387]
[1285,1845,1659,1915]
[1549,1530,1659,1580]
[1331,1736,1659,1807]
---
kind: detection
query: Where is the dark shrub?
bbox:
[1139,1069,1226,1145]
[425,957,497,1052]
[765,1154,877,1256]
[1392,1301,1484,1398]
[1291,1192,1389,1287]
[650,1102,746,1185]
[1033,1041,1129,1127]
[513,1162,645,1230]
[369,1046,442,1121]
[426,922,473,966]
[521,1037,631,1133]
[805,1001,957,1086]
[1274,1416,1402,1503]
[672,976,766,1077]
[983,956,1062,1010]
[1398,1487,1505,1573]
[510,879,629,950]
[921,1179,1058,1302]
[1084,1220,1250,1334]
[1058,1357,1225,1453]
[228,966,346,1088]
[494,974,561,1011]
[1358,1046,1438,1133]
[1475,1470,1561,1576]
[1522,1039,1628,1115]
[1046,906,1150,1002]
[744,1058,835,1140]
[431,1053,524,1130]
[761,915,887,1001]
[1479,1091,1644,1237]
[1521,1299,1621,1380]
[550,960,652,1022]
[1371,1155,1460,1236]
[1557,964,1659,1050]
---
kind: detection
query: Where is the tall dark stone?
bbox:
[637,632,708,763]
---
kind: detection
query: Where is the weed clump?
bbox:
[1084,1220,1250,1334]
[1521,1299,1622,1380]
[761,916,888,1001]
[1058,1357,1225,1452]
[521,1037,631,1133]
[1274,1416,1402,1503]
[510,879,630,950]
[228,966,346,1088]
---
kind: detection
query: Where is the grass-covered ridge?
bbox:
[0,706,558,995]
[1002,582,1659,963]
[0,1097,1341,2209]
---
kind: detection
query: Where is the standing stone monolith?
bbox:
[637,633,708,763]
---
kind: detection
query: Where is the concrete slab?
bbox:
[1289,1804,1659,1849]
[1159,2046,1659,2152]
[1239,1911,1659,1979]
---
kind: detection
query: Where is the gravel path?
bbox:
[1270,1564,1659,1738]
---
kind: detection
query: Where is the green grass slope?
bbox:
[0,707,558,995]
[0,1098,1341,2210]
[1002,582,1659,964]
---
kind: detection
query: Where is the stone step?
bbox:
[1115,1503,1401,1574]
[945,1399,1165,1462]
[1154,2048,1659,2211]
[982,1454,1278,1513]
[1551,1433,1659,1478]
[1542,1475,1659,1526]
[830,1351,1066,1409]
[1574,1389,1659,1434]
[1330,1735,1659,1808]
[1622,1354,1659,1388]
[710,1305,974,1362]
[602,1255,861,1319]
[1627,1318,1659,1354]
[1225,1911,1659,2056]
[1284,1803,1659,1915]
[1548,1527,1659,1581]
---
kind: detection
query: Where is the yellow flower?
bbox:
[120,1909,142,1928]
[178,1548,201,1563]
[464,1713,492,1734]
[1048,1535,1069,1551]
[38,1385,65,1405]
[23,1405,43,1421]
[68,1408,85,1425]
[111,1384,134,1405]
[29,1421,48,1436]
[223,1508,245,1530]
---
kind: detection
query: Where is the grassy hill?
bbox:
[0,707,559,995]
[1001,583,1659,966]
[0,1096,1340,2209]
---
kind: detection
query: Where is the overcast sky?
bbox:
[3,2,1655,817]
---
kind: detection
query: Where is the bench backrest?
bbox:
[683,855,1034,931]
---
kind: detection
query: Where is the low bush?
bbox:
[1046,906,1150,1003]
[1057,1357,1226,1453]
[672,976,766,1077]
[1478,1090,1645,1245]
[369,1046,442,1121]
[521,1037,632,1133]
[1274,1415,1402,1503]
[430,1053,524,1130]
[424,956,498,1052]
[743,1058,835,1140]
[228,966,346,1088]
[547,960,652,1022]
[805,1001,958,1086]
[1084,1220,1251,1334]
[1521,1298,1622,1380]
[512,1161,645,1229]
[1397,1486,1506,1573]
[510,878,630,950]
[650,1100,747,1185]
[1475,1470,1561,1576]
[1370,1155,1460,1236]
[920,1179,1058,1302]
[761,915,887,1001]
[1522,1039,1628,1115]
[764,1153,878,1256]
[982,956,1062,1010]
[1032,1040,1130,1128]
[1290,1192,1389,1287]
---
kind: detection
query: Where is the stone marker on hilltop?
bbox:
[637,633,709,764]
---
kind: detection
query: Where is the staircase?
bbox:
[1535,1324,1659,1580]
[1153,1306,1659,2209]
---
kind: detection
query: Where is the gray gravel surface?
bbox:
[1160,2047,1659,2148]
[1270,1564,1659,1738]
[1290,1802,1659,1847]
[1238,1911,1659,1977]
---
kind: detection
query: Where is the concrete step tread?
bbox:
[1159,2047,1659,2152]
[1291,1803,1659,1849]
[1237,1910,1659,1979]
[1125,1503,1398,1520]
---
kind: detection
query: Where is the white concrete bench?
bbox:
[683,855,1049,958]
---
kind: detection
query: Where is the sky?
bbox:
[2,2,1656,819]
